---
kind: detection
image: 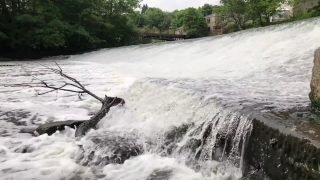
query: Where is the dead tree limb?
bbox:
[36,61,104,102]
[75,95,125,138]
[3,61,125,137]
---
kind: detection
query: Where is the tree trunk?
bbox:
[258,13,263,26]
[0,0,10,20]
[265,13,271,25]
[75,96,125,138]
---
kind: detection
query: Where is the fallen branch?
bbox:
[4,61,125,137]
[75,95,125,138]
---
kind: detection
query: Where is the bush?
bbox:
[225,23,240,33]
[244,23,254,29]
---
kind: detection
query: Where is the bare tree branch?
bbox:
[2,61,104,103]
[3,61,125,138]
[6,83,86,95]
[35,60,104,103]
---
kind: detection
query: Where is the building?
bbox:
[270,3,293,22]
[205,14,225,35]
[174,26,187,35]
[174,13,230,36]
[270,0,318,22]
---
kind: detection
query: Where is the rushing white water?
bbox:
[0,18,320,180]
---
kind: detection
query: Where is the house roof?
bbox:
[176,26,184,30]
[205,13,216,18]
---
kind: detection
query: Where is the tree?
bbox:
[141,4,148,14]
[144,7,171,32]
[170,10,186,30]
[220,0,249,29]
[183,8,208,38]
[0,0,142,59]
[306,0,320,17]
[247,0,284,26]
[129,11,146,28]
[212,5,225,14]
[199,3,213,16]
[212,5,231,28]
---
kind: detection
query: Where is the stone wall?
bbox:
[244,118,320,180]
[309,48,320,109]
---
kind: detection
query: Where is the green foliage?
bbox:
[0,0,142,58]
[170,7,210,38]
[291,0,320,21]
[0,31,7,40]
[129,11,146,28]
[244,22,255,29]
[220,0,249,29]
[141,4,149,14]
[247,0,284,26]
[308,1,320,17]
[211,5,231,27]
[170,10,186,30]
[199,4,214,16]
[212,5,225,15]
[151,39,165,43]
[287,0,303,6]
[183,8,208,38]
[144,8,171,32]
[225,23,240,33]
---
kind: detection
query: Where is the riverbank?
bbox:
[0,39,152,61]
[0,48,96,61]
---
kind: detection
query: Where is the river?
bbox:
[0,18,320,180]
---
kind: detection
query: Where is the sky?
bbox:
[140,0,221,12]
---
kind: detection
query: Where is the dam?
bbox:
[0,18,320,180]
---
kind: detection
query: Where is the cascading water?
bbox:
[0,18,320,180]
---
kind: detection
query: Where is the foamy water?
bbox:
[71,18,320,110]
[1,18,320,180]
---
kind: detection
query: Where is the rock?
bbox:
[76,131,143,166]
[147,170,172,180]
[35,120,85,136]
[309,48,320,109]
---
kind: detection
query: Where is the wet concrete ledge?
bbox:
[244,116,320,180]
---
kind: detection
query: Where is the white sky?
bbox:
[140,0,221,12]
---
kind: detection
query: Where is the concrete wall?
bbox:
[244,118,320,180]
